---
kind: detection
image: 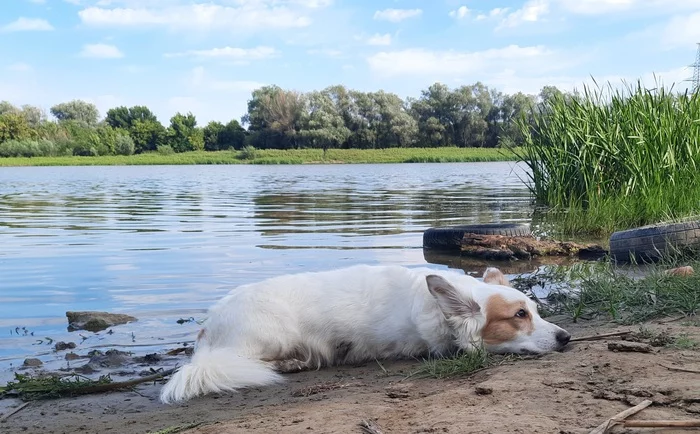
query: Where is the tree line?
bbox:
[0,82,570,158]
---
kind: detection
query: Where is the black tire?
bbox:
[609,221,700,263]
[423,223,531,250]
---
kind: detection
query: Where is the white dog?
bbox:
[160,265,570,404]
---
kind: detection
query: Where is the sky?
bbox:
[1,0,700,126]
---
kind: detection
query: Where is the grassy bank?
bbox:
[517,80,700,237]
[0,147,518,167]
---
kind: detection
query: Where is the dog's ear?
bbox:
[426,275,481,319]
[483,267,511,287]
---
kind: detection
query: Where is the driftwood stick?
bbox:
[359,419,385,434]
[659,363,700,374]
[570,331,631,342]
[63,368,176,396]
[624,420,700,428]
[0,402,30,422]
[588,399,652,434]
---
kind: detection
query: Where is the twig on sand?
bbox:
[0,402,30,422]
[624,420,700,428]
[570,331,631,343]
[659,363,700,374]
[5,368,177,401]
[588,399,652,434]
[658,315,688,324]
[59,368,177,396]
[359,419,385,434]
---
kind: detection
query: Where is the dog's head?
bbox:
[425,267,570,355]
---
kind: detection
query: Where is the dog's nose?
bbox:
[556,330,571,346]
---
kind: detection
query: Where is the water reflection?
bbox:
[0,162,533,378]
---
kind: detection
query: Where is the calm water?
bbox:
[0,162,533,379]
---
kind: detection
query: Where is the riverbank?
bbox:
[2,257,699,433]
[1,316,698,434]
[0,147,517,167]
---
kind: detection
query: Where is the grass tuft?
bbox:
[412,345,494,379]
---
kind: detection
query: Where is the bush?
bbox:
[0,139,57,157]
[157,144,174,155]
[114,134,135,156]
[239,145,257,160]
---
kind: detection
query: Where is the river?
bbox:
[0,162,532,379]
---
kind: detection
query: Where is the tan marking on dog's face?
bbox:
[480,294,534,345]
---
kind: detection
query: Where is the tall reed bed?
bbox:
[516,80,700,236]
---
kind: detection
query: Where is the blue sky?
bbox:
[1,0,699,125]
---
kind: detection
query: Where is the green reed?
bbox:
[516,79,700,236]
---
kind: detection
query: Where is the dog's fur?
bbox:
[160,265,570,404]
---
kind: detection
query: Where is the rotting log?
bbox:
[459,234,607,261]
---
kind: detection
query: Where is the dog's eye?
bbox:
[515,309,528,318]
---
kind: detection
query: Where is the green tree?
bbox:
[202,119,246,151]
[130,119,165,153]
[50,100,100,125]
[243,86,305,149]
[20,105,46,127]
[0,101,16,115]
[219,119,246,150]
[373,91,418,148]
[61,120,104,156]
[0,112,34,142]
[299,90,351,149]
[203,121,225,151]
[106,105,159,130]
[166,112,203,152]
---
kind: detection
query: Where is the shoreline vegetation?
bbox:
[517,80,700,237]
[0,146,518,166]
[0,81,549,161]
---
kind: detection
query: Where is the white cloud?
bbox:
[476,8,509,20]
[449,6,470,19]
[659,12,700,49]
[366,33,392,46]
[6,62,34,72]
[557,0,634,15]
[367,45,567,78]
[165,46,278,61]
[78,4,314,31]
[79,43,125,58]
[373,8,422,23]
[497,0,549,29]
[494,0,700,29]
[1,17,54,32]
[188,66,265,93]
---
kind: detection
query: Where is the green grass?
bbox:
[533,253,700,324]
[0,146,518,167]
[412,346,494,379]
[516,79,700,237]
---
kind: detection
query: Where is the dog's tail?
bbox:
[159,345,283,404]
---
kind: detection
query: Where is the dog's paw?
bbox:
[271,359,309,373]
